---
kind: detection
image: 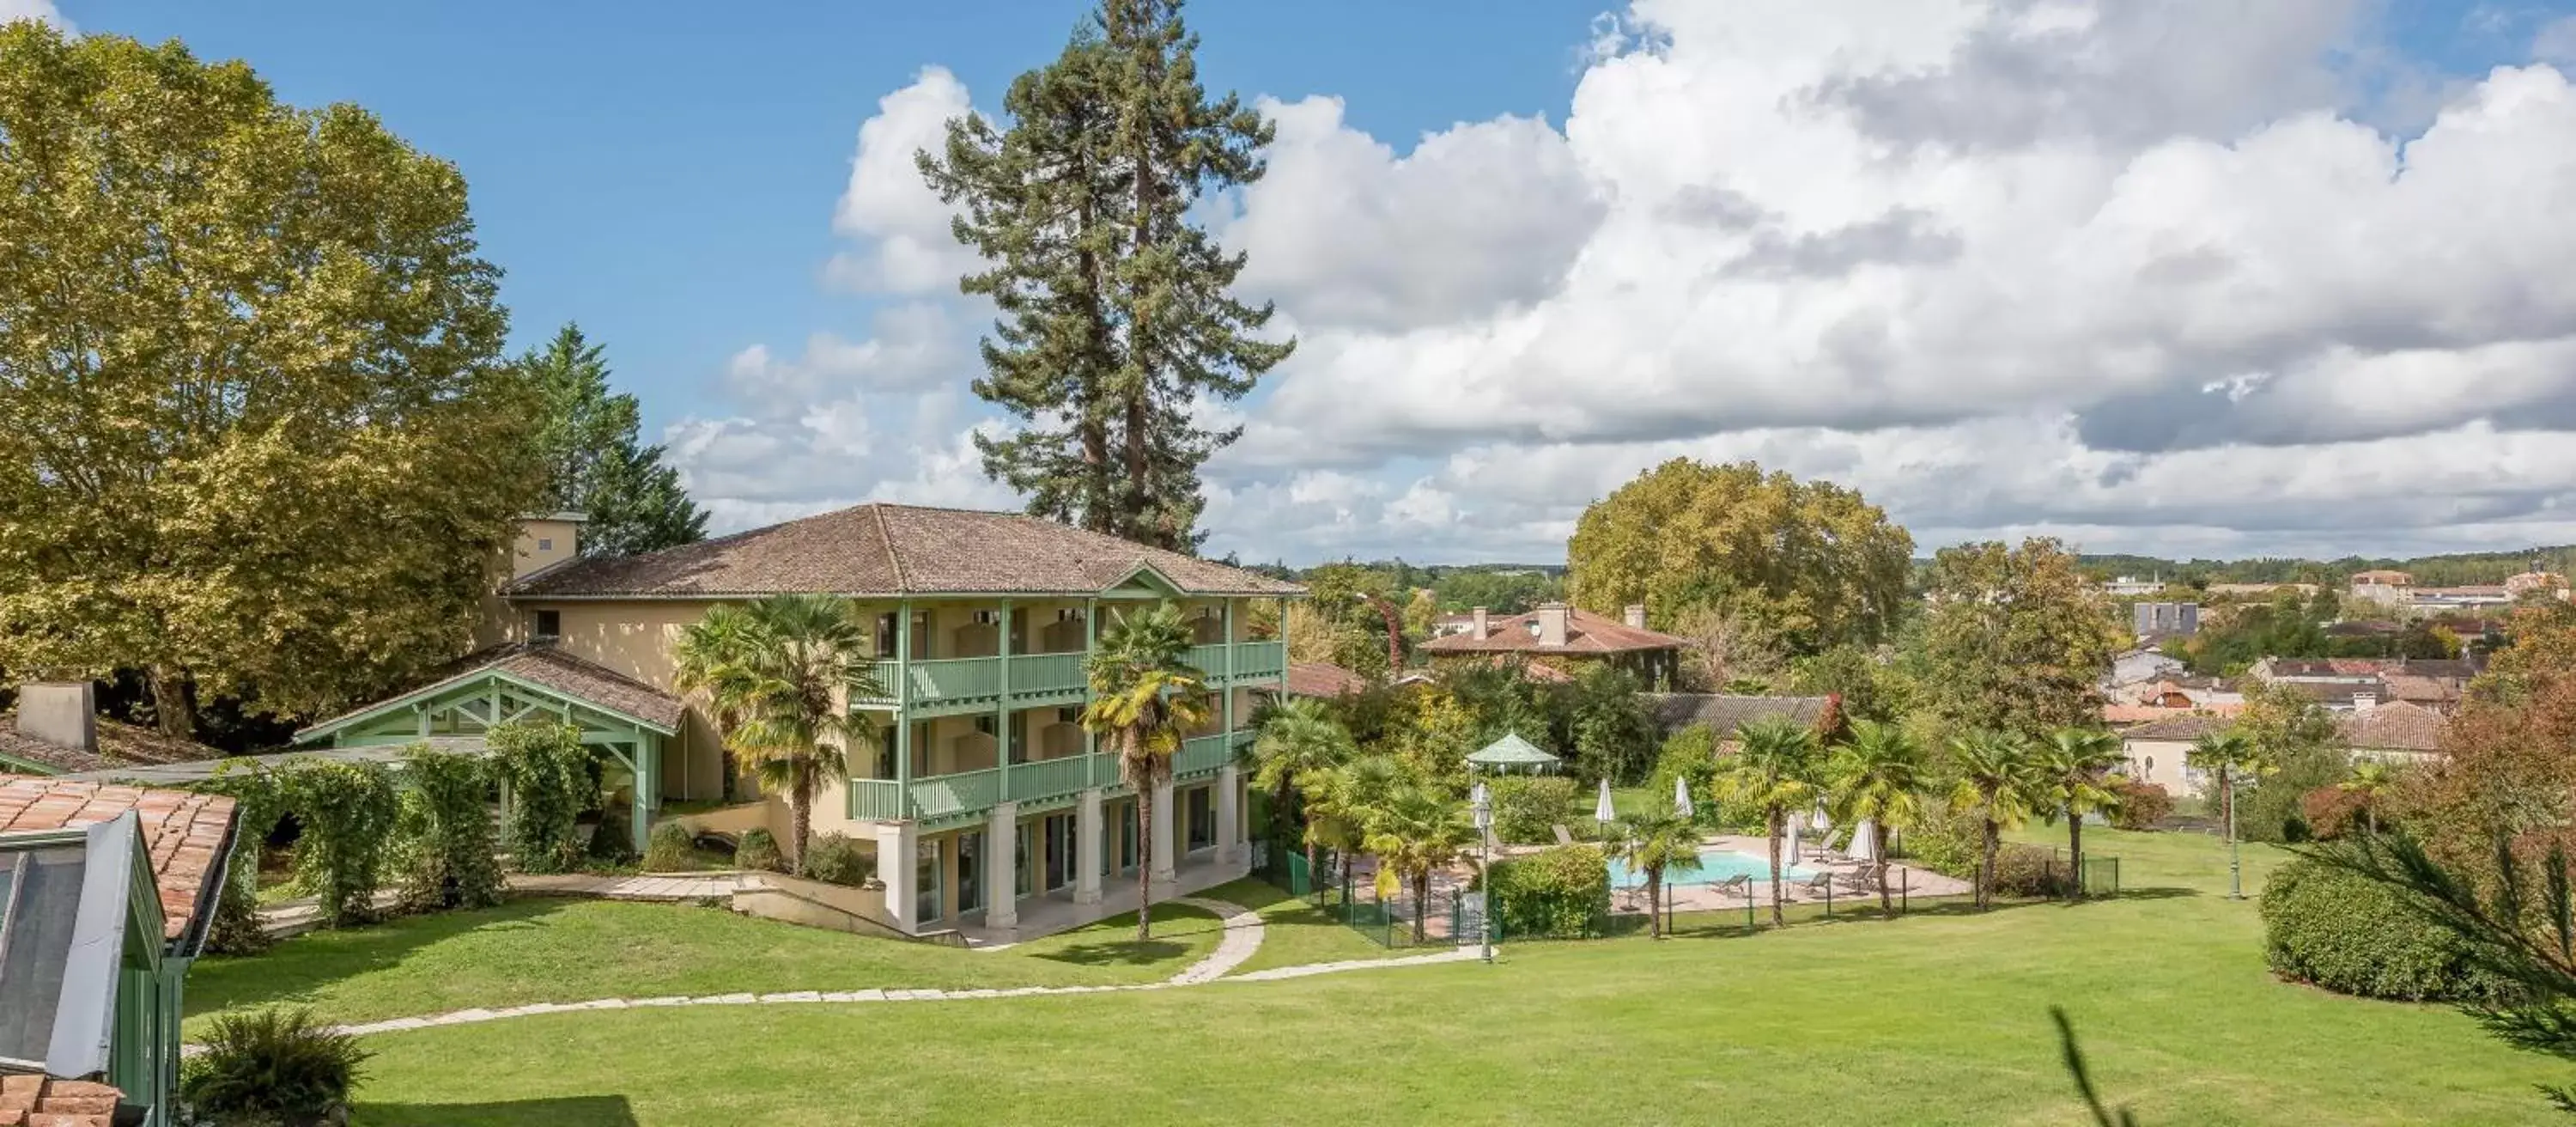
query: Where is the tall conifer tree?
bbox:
[921,0,1290,551]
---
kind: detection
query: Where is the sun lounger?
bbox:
[1552,824,1576,846]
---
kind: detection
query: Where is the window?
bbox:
[974,715,997,737]
[537,537,555,551]
[533,610,561,639]
[1057,706,1082,724]
[1186,786,1214,851]
[875,612,898,658]
[1057,607,1084,623]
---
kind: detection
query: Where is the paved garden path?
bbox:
[246,895,1479,1044]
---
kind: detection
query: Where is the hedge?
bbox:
[805,832,872,886]
[1489,777,1579,844]
[2107,778,2172,831]
[488,721,597,874]
[392,747,503,913]
[1484,844,1610,939]
[735,828,786,874]
[2260,856,2516,1002]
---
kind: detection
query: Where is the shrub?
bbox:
[2107,777,2172,831]
[1488,776,1579,844]
[392,746,503,914]
[1648,727,1724,827]
[488,721,597,874]
[587,800,639,868]
[1899,803,1982,879]
[180,1008,370,1127]
[1483,844,1610,939]
[2299,785,2369,840]
[2238,746,2347,844]
[2260,856,2516,1002]
[804,832,872,886]
[1988,844,2075,898]
[642,820,699,872]
[279,759,402,928]
[735,827,785,874]
[195,759,291,953]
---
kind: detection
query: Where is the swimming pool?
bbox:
[1606,848,1815,888]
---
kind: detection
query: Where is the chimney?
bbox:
[2352,690,2378,712]
[1471,606,1490,641]
[1623,604,1648,630]
[16,681,97,752]
[1535,602,1571,648]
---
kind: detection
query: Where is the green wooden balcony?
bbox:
[854,642,1288,713]
[846,737,1248,824]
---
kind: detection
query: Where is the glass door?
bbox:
[1044,814,1074,892]
[1117,801,1139,874]
[914,838,943,923]
[1014,822,1033,899]
[955,831,983,917]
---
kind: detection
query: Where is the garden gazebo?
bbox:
[1465,731,1561,775]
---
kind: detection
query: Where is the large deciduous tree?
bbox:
[920,0,1291,551]
[1919,538,2122,740]
[521,323,707,557]
[1565,459,1914,661]
[0,27,539,734]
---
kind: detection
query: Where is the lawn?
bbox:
[316,826,2567,1126]
[185,897,1219,1037]
[1200,878,1419,976]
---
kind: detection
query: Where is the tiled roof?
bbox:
[0,1075,121,1126]
[508,503,1305,599]
[1285,662,1370,699]
[299,641,683,739]
[2104,704,2240,725]
[2342,702,2447,753]
[0,714,221,776]
[2119,715,2236,741]
[0,777,238,943]
[1644,694,1832,737]
[1419,606,1682,655]
[2382,673,2463,707]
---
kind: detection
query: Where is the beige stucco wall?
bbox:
[2118,737,2200,796]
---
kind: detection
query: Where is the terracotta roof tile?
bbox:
[508,503,1305,599]
[2342,702,2447,753]
[0,777,237,942]
[1285,662,1370,698]
[299,641,684,738]
[1419,606,1683,655]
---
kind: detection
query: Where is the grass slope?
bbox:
[325,828,2564,1125]
[187,898,1219,1037]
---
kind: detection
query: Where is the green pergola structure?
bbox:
[1466,731,1561,775]
[293,666,671,854]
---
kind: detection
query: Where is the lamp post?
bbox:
[2226,770,2245,901]
[1470,780,1494,964]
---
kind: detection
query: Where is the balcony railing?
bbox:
[1005,754,1090,805]
[848,738,1249,823]
[1175,734,1236,778]
[857,642,1287,710]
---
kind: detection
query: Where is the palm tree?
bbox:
[1081,601,1213,941]
[1610,811,1704,939]
[1712,716,1822,926]
[2033,727,2125,899]
[1947,729,2038,911]
[2340,759,2398,835]
[671,595,882,874]
[1306,754,1403,896]
[1825,719,1925,914]
[1250,698,1356,892]
[1359,782,1477,941]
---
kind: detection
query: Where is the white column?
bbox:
[1217,765,1242,864]
[1151,779,1178,888]
[986,801,1018,931]
[874,820,917,933]
[1075,788,1104,905]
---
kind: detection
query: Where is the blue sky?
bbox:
[33,1,2576,565]
[57,0,1610,424]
